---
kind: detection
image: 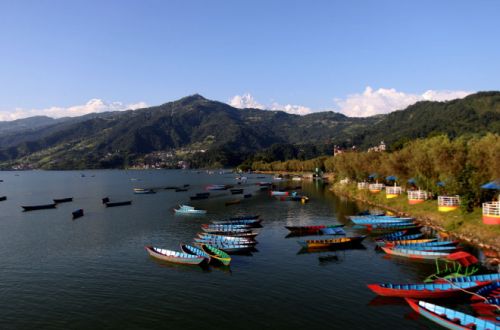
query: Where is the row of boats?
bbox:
[145,215,263,266]
[351,212,500,329]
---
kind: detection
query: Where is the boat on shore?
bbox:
[22,203,57,211]
[53,197,73,203]
[145,246,206,265]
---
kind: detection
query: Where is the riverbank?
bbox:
[330,182,500,268]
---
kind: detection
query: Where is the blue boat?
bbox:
[391,241,458,248]
[351,217,414,225]
[180,244,211,261]
[201,224,252,233]
[375,230,409,240]
[406,299,499,330]
[474,281,500,299]
[447,273,500,283]
[365,221,417,229]
[390,245,458,252]
[375,232,424,245]
[211,219,262,226]
[320,227,346,235]
[229,215,259,220]
[197,234,255,243]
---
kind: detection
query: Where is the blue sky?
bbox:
[0,0,499,119]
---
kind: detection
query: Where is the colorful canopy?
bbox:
[386,176,398,181]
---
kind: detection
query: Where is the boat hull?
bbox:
[367,282,488,299]
[145,246,205,265]
[22,204,57,211]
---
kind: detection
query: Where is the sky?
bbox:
[0,0,499,120]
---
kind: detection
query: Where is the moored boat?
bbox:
[229,215,259,220]
[351,217,414,225]
[225,199,241,206]
[377,238,436,247]
[405,298,499,329]
[367,281,489,298]
[298,236,366,249]
[180,244,211,262]
[53,197,73,203]
[285,224,344,233]
[199,244,231,266]
[105,201,132,207]
[230,188,244,194]
[174,205,207,215]
[381,246,451,260]
[211,219,262,226]
[72,209,84,219]
[133,188,156,194]
[0,196,6,201]
[22,203,57,211]
[145,246,206,265]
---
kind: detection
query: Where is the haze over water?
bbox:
[0,170,437,329]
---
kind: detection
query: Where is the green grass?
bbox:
[332,183,500,250]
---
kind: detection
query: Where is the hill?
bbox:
[0,92,498,169]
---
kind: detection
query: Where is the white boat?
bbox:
[174,205,207,215]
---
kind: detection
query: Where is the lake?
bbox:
[0,170,439,329]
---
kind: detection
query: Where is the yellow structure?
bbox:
[437,195,460,212]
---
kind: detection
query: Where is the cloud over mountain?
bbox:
[335,87,472,117]
[229,93,312,115]
[0,99,148,121]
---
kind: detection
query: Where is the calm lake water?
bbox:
[0,170,441,329]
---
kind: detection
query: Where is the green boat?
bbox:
[200,244,231,266]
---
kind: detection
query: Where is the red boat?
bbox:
[367,281,489,298]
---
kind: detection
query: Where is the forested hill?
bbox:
[0,92,498,169]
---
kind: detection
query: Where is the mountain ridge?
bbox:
[0,92,498,169]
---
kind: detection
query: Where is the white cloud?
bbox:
[335,87,472,117]
[0,99,148,121]
[229,93,312,115]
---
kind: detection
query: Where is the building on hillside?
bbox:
[368,141,386,152]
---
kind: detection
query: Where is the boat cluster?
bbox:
[146,215,263,267]
[354,212,500,329]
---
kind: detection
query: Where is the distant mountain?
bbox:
[0,92,498,169]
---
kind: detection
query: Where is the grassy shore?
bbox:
[330,183,500,254]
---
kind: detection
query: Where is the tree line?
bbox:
[250,134,500,211]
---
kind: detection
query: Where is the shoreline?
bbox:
[330,182,500,271]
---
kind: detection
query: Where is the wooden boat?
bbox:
[368,224,422,233]
[198,232,256,241]
[389,245,458,252]
[190,195,208,200]
[203,228,254,235]
[285,224,344,233]
[377,238,437,247]
[53,197,73,203]
[388,240,457,248]
[0,196,6,201]
[351,217,414,225]
[200,244,231,266]
[180,244,211,262]
[225,199,241,206]
[375,233,425,245]
[174,205,207,215]
[364,221,417,229]
[445,273,500,283]
[194,238,257,246]
[270,191,289,196]
[367,281,489,298]
[72,209,84,219]
[406,298,499,329]
[105,201,132,207]
[471,296,500,320]
[319,227,346,235]
[298,236,366,249]
[202,224,252,231]
[196,242,254,254]
[174,188,188,192]
[472,281,500,302]
[230,188,244,194]
[229,215,260,220]
[22,203,57,211]
[145,246,206,265]
[206,184,230,191]
[199,231,257,238]
[196,235,256,245]
[211,219,262,226]
[133,188,156,194]
[381,246,451,260]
